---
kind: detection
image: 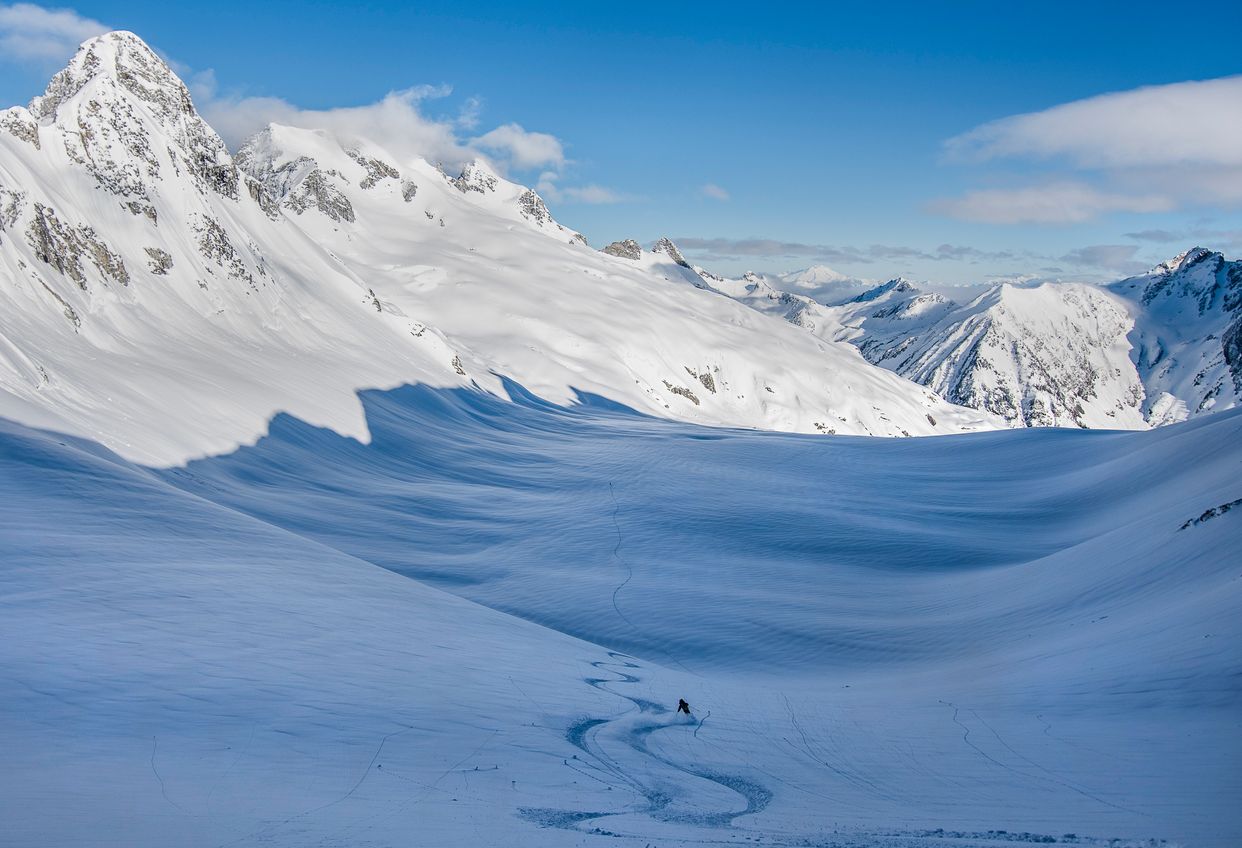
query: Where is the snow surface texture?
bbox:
[2,387,1240,848]
[705,251,1242,431]
[1,30,1240,848]
[0,31,993,468]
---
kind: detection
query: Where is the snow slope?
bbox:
[1110,247,1242,424]
[825,281,1146,429]
[0,32,993,467]
[2,388,1239,847]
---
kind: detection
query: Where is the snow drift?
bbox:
[2,388,1239,847]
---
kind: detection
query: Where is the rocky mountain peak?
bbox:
[19,30,237,202]
[1121,246,1231,314]
[31,31,195,124]
[602,239,642,260]
[650,237,690,267]
[850,277,918,304]
[1156,246,1218,276]
[452,160,501,194]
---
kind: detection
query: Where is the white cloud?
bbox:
[929,182,1173,225]
[195,71,584,186]
[560,185,623,204]
[472,123,565,170]
[198,83,477,170]
[938,75,1242,222]
[700,183,730,201]
[946,76,1242,169]
[1059,244,1145,273]
[455,95,482,131]
[1125,226,1242,250]
[534,172,624,205]
[0,2,106,62]
[675,237,1022,265]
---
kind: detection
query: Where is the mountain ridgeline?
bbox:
[0,31,994,465]
[0,31,1235,465]
[699,249,1242,430]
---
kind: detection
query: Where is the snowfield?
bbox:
[2,387,1239,847]
[1,29,1240,848]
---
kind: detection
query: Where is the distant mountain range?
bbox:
[700,248,1241,429]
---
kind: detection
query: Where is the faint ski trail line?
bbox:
[943,702,1143,817]
[349,734,496,840]
[606,485,696,676]
[608,482,636,629]
[944,699,1013,772]
[426,728,501,796]
[332,724,415,808]
[970,708,1145,817]
[781,694,895,800]
[694,709,711,739]
[149,736,187,814]
[507,674,553,716]
[213,724,416,848]
[205,723,256,821]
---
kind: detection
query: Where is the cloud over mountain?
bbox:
[0,1,105,61]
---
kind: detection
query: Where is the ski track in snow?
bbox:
[608,483,636,630]
[524,652,772,836]
[149,736,186,815]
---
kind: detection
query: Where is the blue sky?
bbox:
[2,1,1241,283]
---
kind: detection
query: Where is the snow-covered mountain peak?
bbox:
[745,275,779,297]
[1099,246,1242,420]
[848,276,920,304]
[0,30,1006,462]
[28,31,188,121]
[1117,246,1231,314]
[451,159,502,195]
[650,236,690,267]
[1151,245,1218,277]
[782,264,851,285]
[9,30,236,205]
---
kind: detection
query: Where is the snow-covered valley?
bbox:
[1,28,1240,848]
[3,387,1240,847]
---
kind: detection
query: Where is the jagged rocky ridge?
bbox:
[0,31,993,465]
[1112,247,1242,424]
[701,249,1242,429]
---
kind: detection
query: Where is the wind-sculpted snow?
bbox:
[4,384,1238,847]
[154,381,1237,679]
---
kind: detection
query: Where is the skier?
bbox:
[677,698,691,715]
